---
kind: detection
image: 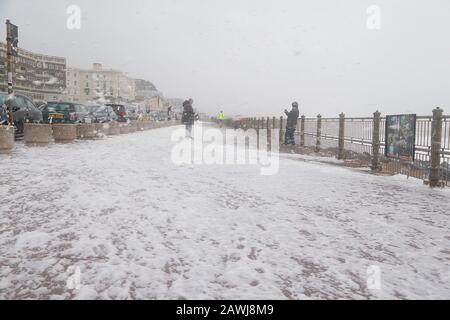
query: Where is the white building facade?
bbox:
[65,63,135,103]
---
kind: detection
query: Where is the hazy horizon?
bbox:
[1,0,449,117]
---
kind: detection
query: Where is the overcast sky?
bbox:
[1,0,449,117]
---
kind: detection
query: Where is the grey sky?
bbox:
[1,0,449,117]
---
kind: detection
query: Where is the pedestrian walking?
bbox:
[182,99,195,138]
[284,101,299,145]
[217,110,225,128]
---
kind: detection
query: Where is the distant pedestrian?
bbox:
[217,110,225,128]
[167,106,172,120]
[182,99,195,138]
[284,102,299,145]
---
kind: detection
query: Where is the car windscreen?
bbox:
[75,105,87,113]
[88,106,109,114]
[110,105,125,113]
[46,103,72,112]
[94,106,109,114]
[86,105,100,113]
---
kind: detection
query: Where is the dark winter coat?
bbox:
[181,101,195,125]
[285,107,299,128]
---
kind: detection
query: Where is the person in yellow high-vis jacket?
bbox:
[217,111,225,128]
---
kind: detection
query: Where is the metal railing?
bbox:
[298,114,448,186]
[240,110,449,187]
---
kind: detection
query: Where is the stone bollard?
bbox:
[24,123,53,146]
[0,125,15,153]
[108,122,120,135]
[77,123,96,139]
[52,124,77,143]
[137,121,145,131]
[129,121,138,133]
[119,123,130,134]
[94,123,107,137]
[100,123,110,136]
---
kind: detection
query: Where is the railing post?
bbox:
[338,113,345,159]
[272,116,276,131]
[429,107,444,187]
[315,114,322,152]
[257,117,260,149]
[371,110,382,171]
[279,116,284,145]
[300,115,305,147]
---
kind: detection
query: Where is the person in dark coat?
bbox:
[284,101,299,145]
[181,99,195,138]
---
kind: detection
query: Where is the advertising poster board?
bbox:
[385,114,416,161]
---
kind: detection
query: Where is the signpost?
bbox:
[385,114,416,161]
[6,20,18,125]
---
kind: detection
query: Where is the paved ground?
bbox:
[0,125,449,299]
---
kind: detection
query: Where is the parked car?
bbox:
[149,110,168,121]
[86,105,118,123]
[41,102,92,124]
[34,101,47,110]
[106,104,128,122]
[0,92,43,134]
[106,103,141,122]
[125,105,140,121]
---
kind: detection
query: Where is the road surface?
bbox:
[0,124,449,299]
